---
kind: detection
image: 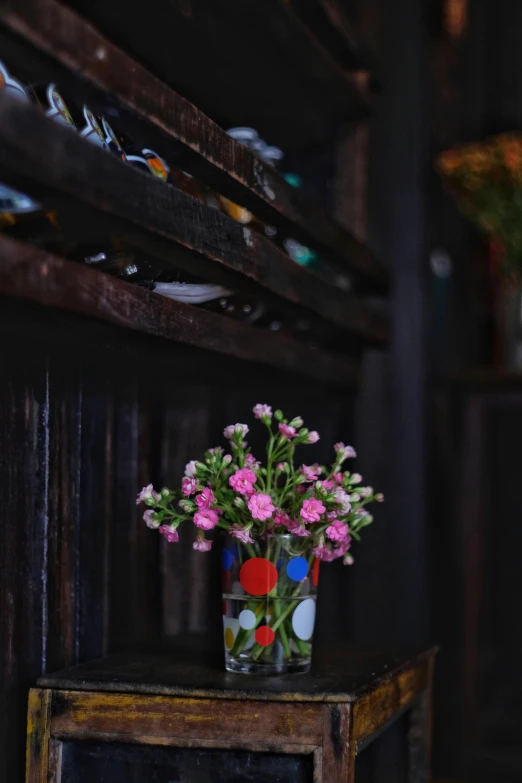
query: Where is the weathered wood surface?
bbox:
[0,234,357,386]
[321,703,354,782]
[50,690,324,747]
[0,93,389,343]
[37,647,437,705]
[60,0,370,150]
[0,0,387,290]
[25,689,51,783]
[352,660,431,749]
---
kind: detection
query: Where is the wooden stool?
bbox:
[27,647,436,782]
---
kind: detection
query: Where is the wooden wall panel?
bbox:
[0,297,357,779]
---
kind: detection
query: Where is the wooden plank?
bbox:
[321,703,354,782]
[37,648,438,703]
[49,691,324,746]
[352,660,431,748]
[0,0,387,290]
[25,689,51,783]
[0,234,358,387]
[0,92,388,342]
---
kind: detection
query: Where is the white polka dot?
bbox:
[239,609,256,630]
[292,598,316,641]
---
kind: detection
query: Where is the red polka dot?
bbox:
[312,558,320,588]
[239,558,278,596]
[222,571,232,592]
[255,625,275,647]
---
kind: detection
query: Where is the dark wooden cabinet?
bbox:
[27,647,436,782]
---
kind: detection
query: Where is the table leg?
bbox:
[320,703,355,782]
[408,690,433,783]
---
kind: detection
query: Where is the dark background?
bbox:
[2,1,522,781]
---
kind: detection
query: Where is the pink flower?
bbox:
[229,524,255,544]
[159,525,179,543]
[248,492,275,521]
[229,468,257,496]
[301,464,321,482]
[273,509,291,527]
[195,487,215,510]
[351,473,362,484]
[184,460,198,477]
[253,403,272,420]
[320,479,335,491]
[287,518,311,537]
[143,509,159,528]
[245,453,260,468]
[326,520,349,542]
[224,423,249,440]
[182,477,197,497]
[333,537,352,557]
[333,472,344,484]
[312,544,337,562]
[306,431,320,444]
[136,484,159,505]
[194,509,219,530]
[193,537,212,552]
[333,488,352,513]
[300,498,326,523]
[334,442,357,459]
[279,422,297,439]
[327,510,339,521]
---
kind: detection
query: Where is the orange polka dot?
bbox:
[255,625,275,647]
[312,558,320,587]
[224,627,235,649]
[239,558,278,596]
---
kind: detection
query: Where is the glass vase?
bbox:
[221,533,320,675]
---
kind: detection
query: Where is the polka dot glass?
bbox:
[221,533,320,675]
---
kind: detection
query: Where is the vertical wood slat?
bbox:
[25,689,51,783]
[321,703,354,782]
[46,367,82,673]
[78,389,112,660]
[0,354,50,783]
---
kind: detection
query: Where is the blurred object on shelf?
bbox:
[152,282,232,305]
[437,133,522,273]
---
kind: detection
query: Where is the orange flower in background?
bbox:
[436,131,522,269]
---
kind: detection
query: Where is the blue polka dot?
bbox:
[286,557,308,582]
[222,548,233,571]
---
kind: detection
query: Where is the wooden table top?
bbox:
[38,645,437,703]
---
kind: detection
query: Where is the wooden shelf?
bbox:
[0,0,387,291]
[63,0,371,154]
[0,91,388,344]
[0,234,358,386]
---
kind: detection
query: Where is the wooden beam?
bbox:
[0,0,387,291]
[0,234,358,386]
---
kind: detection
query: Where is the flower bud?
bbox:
[223,454,232,465]
[289,416,304,428]
[234,497,245,509]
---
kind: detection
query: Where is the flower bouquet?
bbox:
[137,404,383,675]
[437,132,522,270]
